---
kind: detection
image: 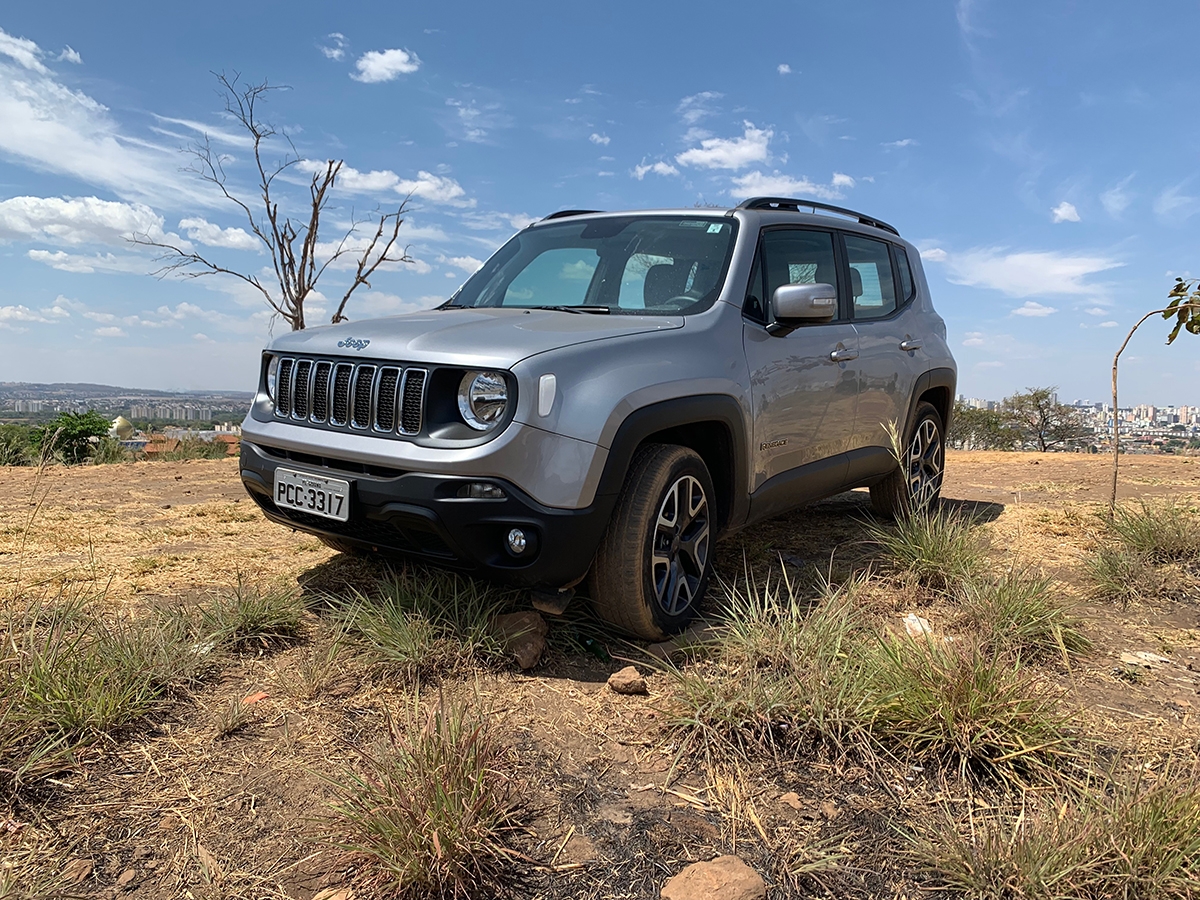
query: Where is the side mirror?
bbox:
[771,282,837,322]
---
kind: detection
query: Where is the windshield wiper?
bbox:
[528,305,611,314]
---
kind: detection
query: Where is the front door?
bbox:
[742,227,859,494]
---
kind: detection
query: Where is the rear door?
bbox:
[742,227,859,492]
[843,233,924,453]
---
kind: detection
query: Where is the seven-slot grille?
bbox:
[273,356,427,436]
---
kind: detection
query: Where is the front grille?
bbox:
[272,355,428,438]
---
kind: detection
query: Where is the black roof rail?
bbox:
[736,197,899,236]
[540,209,602,221]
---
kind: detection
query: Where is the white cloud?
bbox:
[150,115,256,149]
[178,217,259,251]
[728,170,850,200]
[1012,301,1058,317]
[0,31,203,206]
[676,122,772,170]
[1154,182,1198,221]
[1051,201,1080,223]
[0,28,48,73]
[1100,175,1134,218]
[438,254,483,274]
[0,195,184,247]
[677,92,722,126]
[320,33,347,61]
[351,48,421,83]
[962,332,986,347]
[27,249,150,274]
[589,132,610,145]
[445,98,508,143]
[0,304,54,325]
[58,46,82,64]
[928,247,1122,297]
[632,160,679,180]
[883,138,917,149]
[93,326,126,337]
[1098,320,1119,327]
[459,211,536,232]
[1083,306,1110,316]
[777,64,791,75]
[396,171,473,206]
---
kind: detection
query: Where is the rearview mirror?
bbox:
[772,282,837,321]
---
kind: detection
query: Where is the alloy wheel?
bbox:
[650,475,711,616]
[907,417,944,511]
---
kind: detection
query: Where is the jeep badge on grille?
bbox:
[337,338,370,351]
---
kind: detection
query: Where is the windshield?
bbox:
[447,215,739,315]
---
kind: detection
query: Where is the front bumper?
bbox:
[239,440,614,589]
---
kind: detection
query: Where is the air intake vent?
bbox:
[292,360,312,419]
[375,367,399,432]
[276,358,294,417]
[331,363,353,426]
[311,361,331,422]
[400,369,426,435]
[351,365,376,429]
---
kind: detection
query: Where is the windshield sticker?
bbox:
[678,220,706,228]
[707,223,725,234]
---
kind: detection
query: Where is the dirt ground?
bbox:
[1,451,1198,899]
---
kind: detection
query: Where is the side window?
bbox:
[845,235,897,319]
[502,248,598,307]
[742,248,766,322]
[894,245,915,302]
[760,229,839,321]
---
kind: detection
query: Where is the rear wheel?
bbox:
[870,400,945,519]
[589,444,715,640]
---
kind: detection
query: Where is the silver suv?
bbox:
[239,198,956,639]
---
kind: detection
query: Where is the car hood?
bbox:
[267,307,684,367]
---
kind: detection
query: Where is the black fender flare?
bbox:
[595,395,750,533]
[904,367,957,439]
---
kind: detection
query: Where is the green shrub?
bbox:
[32,410,112,465]
[327,696,524,898]
[156,437,231,461]
[957,568,1091,662]
[918,766,1200,898]
[0,424,33,466]
[91,436,129,465]
[867,506,989,592]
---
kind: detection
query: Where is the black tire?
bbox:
[589,444,715,640]
[317,535,368,557]
[869,400,945,519]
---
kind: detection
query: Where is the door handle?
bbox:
[829,348,859,362]
[899,339,923,351]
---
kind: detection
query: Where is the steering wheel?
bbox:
[657,294,699,311]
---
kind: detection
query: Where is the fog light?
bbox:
[507,528,527,554]
[457,482,507,500]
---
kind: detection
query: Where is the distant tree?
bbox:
[132,73,412,331]
[1002,387,1087,452]
[1109,281,1200,510]
[33,410,112,465]
[947,401,1020,450]
[0,424,34,466]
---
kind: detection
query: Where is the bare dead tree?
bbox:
[132,73,411,330]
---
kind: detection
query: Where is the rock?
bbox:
[116,869,137,890]
[61,859,93,885]
[608,665,648,695]
[1119,650,1171,669]
[779,791,802,810]
[312,889,355,900]
[819,800,841,820]
[661,855,766,900]
[903,614,933,639]
[490,611,548,669]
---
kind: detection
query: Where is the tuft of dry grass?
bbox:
[916,764,1200,898]
[326,694,526,899]
[956,567,1091,663]
[195,576,307,651]
[866,506,990,592]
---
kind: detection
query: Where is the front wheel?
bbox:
[870,400,945,519]
[589,444,715,640]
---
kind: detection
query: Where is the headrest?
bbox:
[849,267,864,298]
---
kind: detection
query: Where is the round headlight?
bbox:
[265,355,279,401]
[457,371,509,431]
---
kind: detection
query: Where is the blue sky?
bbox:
[0,1,1197,404]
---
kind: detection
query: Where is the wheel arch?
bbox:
[596,395,750,534]
[905,367,956,438]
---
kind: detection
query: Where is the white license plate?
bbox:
[273,467,350,522]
